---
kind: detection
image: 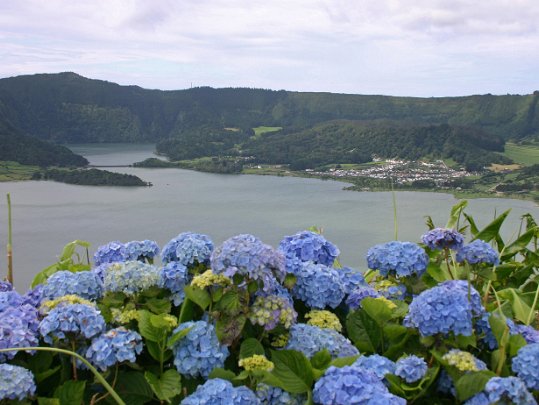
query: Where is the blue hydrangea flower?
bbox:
[171,320,229,378]
[0,280,13,292]
[0,290,24,312]
[0,307,39,361]
[421,228,465,250]
[124,240,160,262]
[285,323,359,359]
[373,279,408,301]
[353,354,396,379]
[181,378,260,405]
[159,262,190,306]
[395,355,428,383]
[512,343,539,390]
[279,230,340,270]
[94,241,127,265]
[313,365,405,405]
[41,270,104,301]
[292,262,345,309]
[346,285,381,310]
[479,315,539,350]
[465,377,536,405]
[22,285,44,308]
[39,303,106,344]
[337,267,367,295]
[404,280,484,336]
[86,327,143,371]
[507,319,539,344]
[91,263,113,282]
[0,364,36,401]
[366,241,428,278]
[211,234,285,291]
[162,232,214,266]
[255,383,305,405]
[456,240,499,265]
[104,261,160,295]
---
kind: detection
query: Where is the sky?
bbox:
[1,0,539,97]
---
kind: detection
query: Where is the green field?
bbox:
[0,161,38,181]
[252,126,282,137]
[503,142,539,165]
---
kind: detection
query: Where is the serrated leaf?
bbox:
[145,370,182,402]
[216,289,242,315]
[455,371,495,401]
[269,350,314,394]
[53,380,86,405]
[137,310,167,342]
[184,286,211,310]
[240,338,265,359]
[346,310,380,353]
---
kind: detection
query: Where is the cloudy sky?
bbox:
[1,0,538,96]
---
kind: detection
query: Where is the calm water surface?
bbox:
[1,144,537,289]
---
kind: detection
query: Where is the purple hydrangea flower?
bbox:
[124,240,160,262]
[0,290,24,312]
[94,241,127,265]
[285,323,358,359]
[367,241,428,278]
[162,232,214,266]
[456,240,499,265]
[159,262,190,306]
[182,379,259,405]
[22,285,44,308]
[465,377,535,405]
[171,320,229,378]
[0,364,36,401]
[421,228,464,250]
[395,355,428,383]
[292,262,345,309]
[41,270,104,301]
[353,354,396,379]
[0,280,13,292]
[346,285,381,310]
[512,343,539,390]
[279,231,340,270]
[86,327,143,371]
[0,307,39,361]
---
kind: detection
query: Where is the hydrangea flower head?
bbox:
[0,364,36,401]
[512,343,539,390]
[421,228,465,250]
[465,377,536,405]
[181,378,259,405]
[373,279,407,301]
[171,320,229,378]
[239,354,275,372]
[162,232,213,266]
[40,294,96,315]
[256,383,305,405]
[443,349,487,372]
[367,241,428,278]
[279,230,340,268]
[211,234,285,290]
[404,280,484,336]
[94,241,127,265]
[39,303,106,344]
[395,355,428,383]
[191,270,231,289]
[41,270,104,301]
[0,280,13,292]
[86,327,143,371]
[22,285,44,308]
[124,240,160,262]
[159,262,189,306]
[292,262,345,309]
[337,267,367,294]
[306,310,342,332]
[104,261,160,295]
[353,354,396,379]
[0,307,39,361]
[285,323,358,359]
[249,294,297,331]
[456,240,499,265]
[0,290,24,312]
[313,365,405,405]
[346,285,381,310]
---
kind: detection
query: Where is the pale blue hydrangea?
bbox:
[313,365,405,405]
[404,280,484,336]
[181,378,260,405]
[279,230,340,270]
[292,262,345,309]
[171,320,229,378]
[395,355,428,383]
[366,241,428,278]
[91,263,113,282]
[41,270,104,301]
[249,294,297,331]
[255,383,305,405]
[86,327,143,371]
[104,261,160,295]
[124,240,160,262]
[159,262,190,306]
[162,232,214,266]
[94,241,127,265]
[421,228,465,250]
[285,323,359,359]
[338,267,367,295]
[211,234,285,291]
[0,290,23,312]
[0,307,39,361]
[465,377,536,405]
[0,280,13,292]
[39,303,106,344]
[346,285,381,310]
[456,240,499,265]
[512,343,539,390]
[0,364,36,401]
[353,354,396,379]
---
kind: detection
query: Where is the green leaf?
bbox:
[446,200,468,229]
[59,240,90,261]
[508,334,527,357]
[144,369,182,403]
[498,288,532,324]
[455,334,476,349]
[284,273,297,289]
[137,310,167,342]
[31,263,59,288]
[53,380,86,405]
[184,286,211,310]
[488,313,510,349]
[145,297,172,314]
[167,326,192,349]
[361,297,393,325]
[112,371,155,405]
[35,366,61,383]
[310,349,331,370]
[501,227,538,260]
[208,368,237,382]
[329,355,360,368]
[269,350,314,394]
[215,289,243,315]
[38,398,61,405]
[346,310,381,353]
[216,315,246,345]
[455,371,495,401]
[240,338,265,359]
[464,213,480,236]
[472,210,511,243]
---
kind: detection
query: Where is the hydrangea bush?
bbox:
[1,201,538,404]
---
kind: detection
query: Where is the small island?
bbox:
[32,168,151,187]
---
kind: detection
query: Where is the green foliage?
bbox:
[144,370,182,403]
[35,168,149,187]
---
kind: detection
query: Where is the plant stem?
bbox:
[526,281,539,326]
[71,340,78,380]
[6,193,13,285]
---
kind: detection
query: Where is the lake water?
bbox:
[0,144,537,290]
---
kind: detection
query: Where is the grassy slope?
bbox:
[503,142,539,165]
[0,161,38,181]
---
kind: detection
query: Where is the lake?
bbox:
[0,144,537,290]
